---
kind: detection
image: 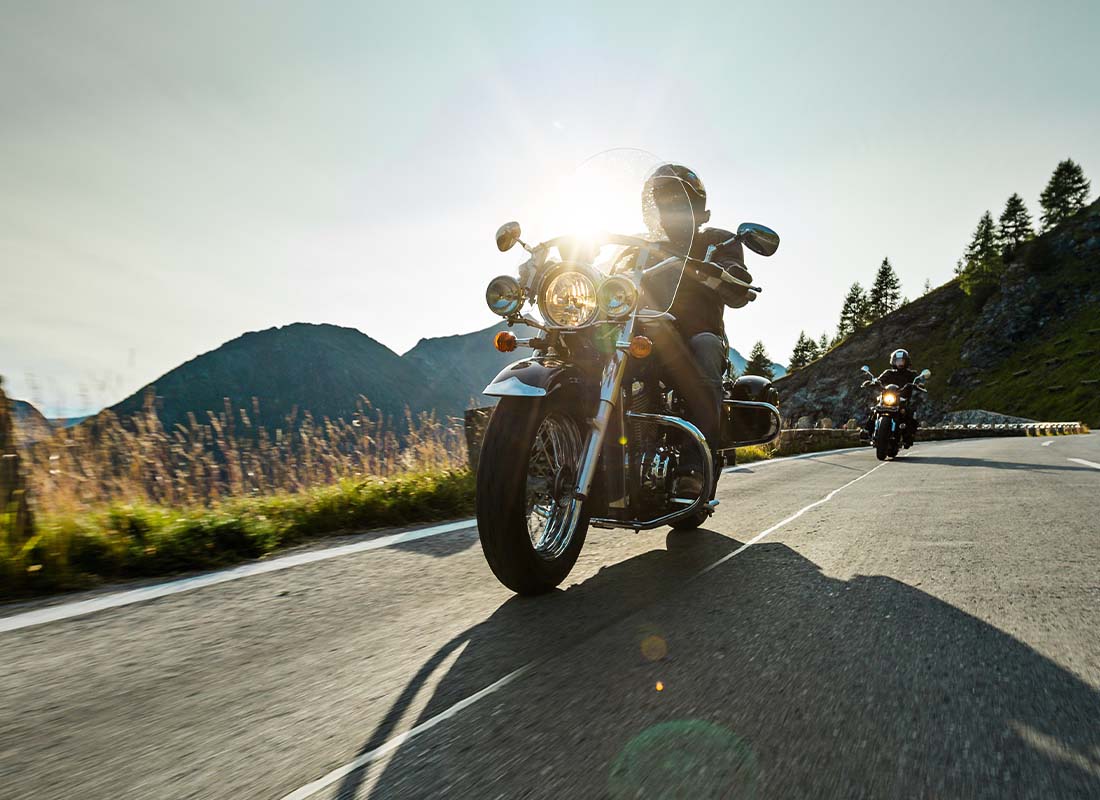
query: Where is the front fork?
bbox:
[572,322,715,530]
[574,348,630,502]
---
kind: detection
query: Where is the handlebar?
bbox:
[540,232,759,292]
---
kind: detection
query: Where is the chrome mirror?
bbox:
[736,222,780,257]
[495,221,522,252]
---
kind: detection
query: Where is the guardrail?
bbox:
[463,408,1086,467]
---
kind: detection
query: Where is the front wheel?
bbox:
[873,417,891,461]
[476,395,589,595]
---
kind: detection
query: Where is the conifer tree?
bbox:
[867,257,902,320]
[958,211,1003,296]
[997,192,1033,251]
[837,282,870,339]
[1039,159,1091,230]
[788,331,817,370]
[818,332,830,354]
[744,340,775,380]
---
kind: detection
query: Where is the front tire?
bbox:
[476,395,589,595]
[873,417,891,461]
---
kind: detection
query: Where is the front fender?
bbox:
[483,356,585,398]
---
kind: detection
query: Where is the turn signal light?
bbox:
[628,335,653,359]
[493,331,517,352]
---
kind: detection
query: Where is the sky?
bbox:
[2,0,1098,417]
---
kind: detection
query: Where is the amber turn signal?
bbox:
[493,331,518,352]
[627,335,653,359]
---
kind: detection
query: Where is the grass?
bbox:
[2,396,474,600]
[2,469,473,599]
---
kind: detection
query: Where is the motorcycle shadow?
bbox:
[336,535,1100,799]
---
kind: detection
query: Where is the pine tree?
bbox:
[836,282,870,339]
[958,211,1003,297]
[923,278,932,295]
[997,193,1033,251]
[867,257,902,320]
[744,340,775,380]
[818,332,830,354]
[1039,159,1091,230]
[788,331,817,371]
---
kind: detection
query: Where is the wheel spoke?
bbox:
[524,412,582,559]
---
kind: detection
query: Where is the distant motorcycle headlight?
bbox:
[485,275,523,316]
[596,275,639,319]
[540,270,598,328]
[882,392,898,405]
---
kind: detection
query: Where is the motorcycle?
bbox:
[860,365,930,461]
[474,153,783,594]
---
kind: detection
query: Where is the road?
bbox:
[2,434,1099,799]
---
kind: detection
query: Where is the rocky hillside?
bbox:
[776,198,1100,427]
[9,400,53,445]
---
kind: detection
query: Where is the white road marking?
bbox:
[1041,440,1054,447]
[1068,458,1100,470]
[700,462,886,575]
[0,519,477,633]
[279,461,886,800]
[279,664,530,800]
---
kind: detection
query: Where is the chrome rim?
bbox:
[525,411,584,560]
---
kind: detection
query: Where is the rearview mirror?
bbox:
[919,368,931,380]
[861,365,873,375]
[737,223,780,257]
[495,221,522,252]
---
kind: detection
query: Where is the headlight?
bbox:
[540,270,598,328]
[485,275,522,316]
[882,392,898,405]
[596,275,638,319]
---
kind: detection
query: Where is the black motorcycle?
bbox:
[475,161,782,594]
[860,365,930,461]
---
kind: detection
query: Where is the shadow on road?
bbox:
[333,534,1100,799]
[895,454,1096,473]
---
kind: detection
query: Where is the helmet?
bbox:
[890,349,911,369]
[642,163,710,242]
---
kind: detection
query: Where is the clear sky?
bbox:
[2,0,1098,416]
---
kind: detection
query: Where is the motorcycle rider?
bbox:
[634,164,754,495]
[861,348,921,447]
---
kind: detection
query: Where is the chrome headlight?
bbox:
[596,275,638,319]
[540,270,598,328]
[485,275,523,316]
[882,392,898,406]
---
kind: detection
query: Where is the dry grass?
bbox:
[3,396,472,599]
[19,392,467,514]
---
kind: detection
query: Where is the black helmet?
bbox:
[642,163,710,242]
[890,349,911,369]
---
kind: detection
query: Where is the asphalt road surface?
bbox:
[3,434,1099,799]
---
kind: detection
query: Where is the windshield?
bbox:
[535,148,698,314]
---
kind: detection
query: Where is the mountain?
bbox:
[728,346,787,379]
[9,399,53,445]
[775,198,1100,427]
[110,323,433,431]
[402,321,539,415]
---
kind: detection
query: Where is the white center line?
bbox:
[1068,458,1100,470]
[278,461,885,800]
